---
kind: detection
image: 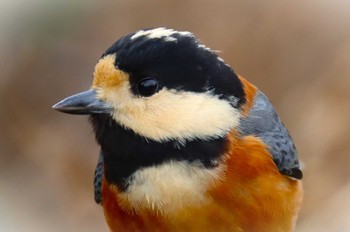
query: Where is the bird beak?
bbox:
[52,89,112,115]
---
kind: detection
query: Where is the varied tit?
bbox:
[53,27,303,232]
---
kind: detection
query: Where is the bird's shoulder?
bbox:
[238,89,302,179]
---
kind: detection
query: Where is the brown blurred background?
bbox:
[1,0,349,231]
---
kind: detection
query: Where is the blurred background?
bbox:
[1,0,349,231]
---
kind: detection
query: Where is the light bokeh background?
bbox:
[1,1,349,231]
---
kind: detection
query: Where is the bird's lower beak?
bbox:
[52,89,112,115]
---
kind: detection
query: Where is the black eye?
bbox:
[137,77,159,97]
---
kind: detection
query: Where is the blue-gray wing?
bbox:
[239,91,302,179]
[94,151,104,204]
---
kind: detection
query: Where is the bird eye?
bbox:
[137,77,159,97]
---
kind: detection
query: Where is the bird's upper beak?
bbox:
[52,89,112,115]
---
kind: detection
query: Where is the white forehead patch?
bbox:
[117,160,225,215]
[130,27,192,42]
[197,44,212,51]
[217,57,225,63]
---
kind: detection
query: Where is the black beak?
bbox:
[52,89,112,115]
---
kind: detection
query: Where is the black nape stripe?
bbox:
[90,114,228,191]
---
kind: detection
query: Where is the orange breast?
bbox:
[101,132,303,232]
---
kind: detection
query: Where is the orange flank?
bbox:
[209,133,303,232]
[101,131,303,232]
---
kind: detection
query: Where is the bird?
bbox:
[53,27,303,232]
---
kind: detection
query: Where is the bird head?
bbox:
[53,27,246,145]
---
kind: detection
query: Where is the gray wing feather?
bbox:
[94,151,104,204]
[239,91,302,179]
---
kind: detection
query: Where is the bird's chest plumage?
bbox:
[101,162,232,232]
[101,133,303,232]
